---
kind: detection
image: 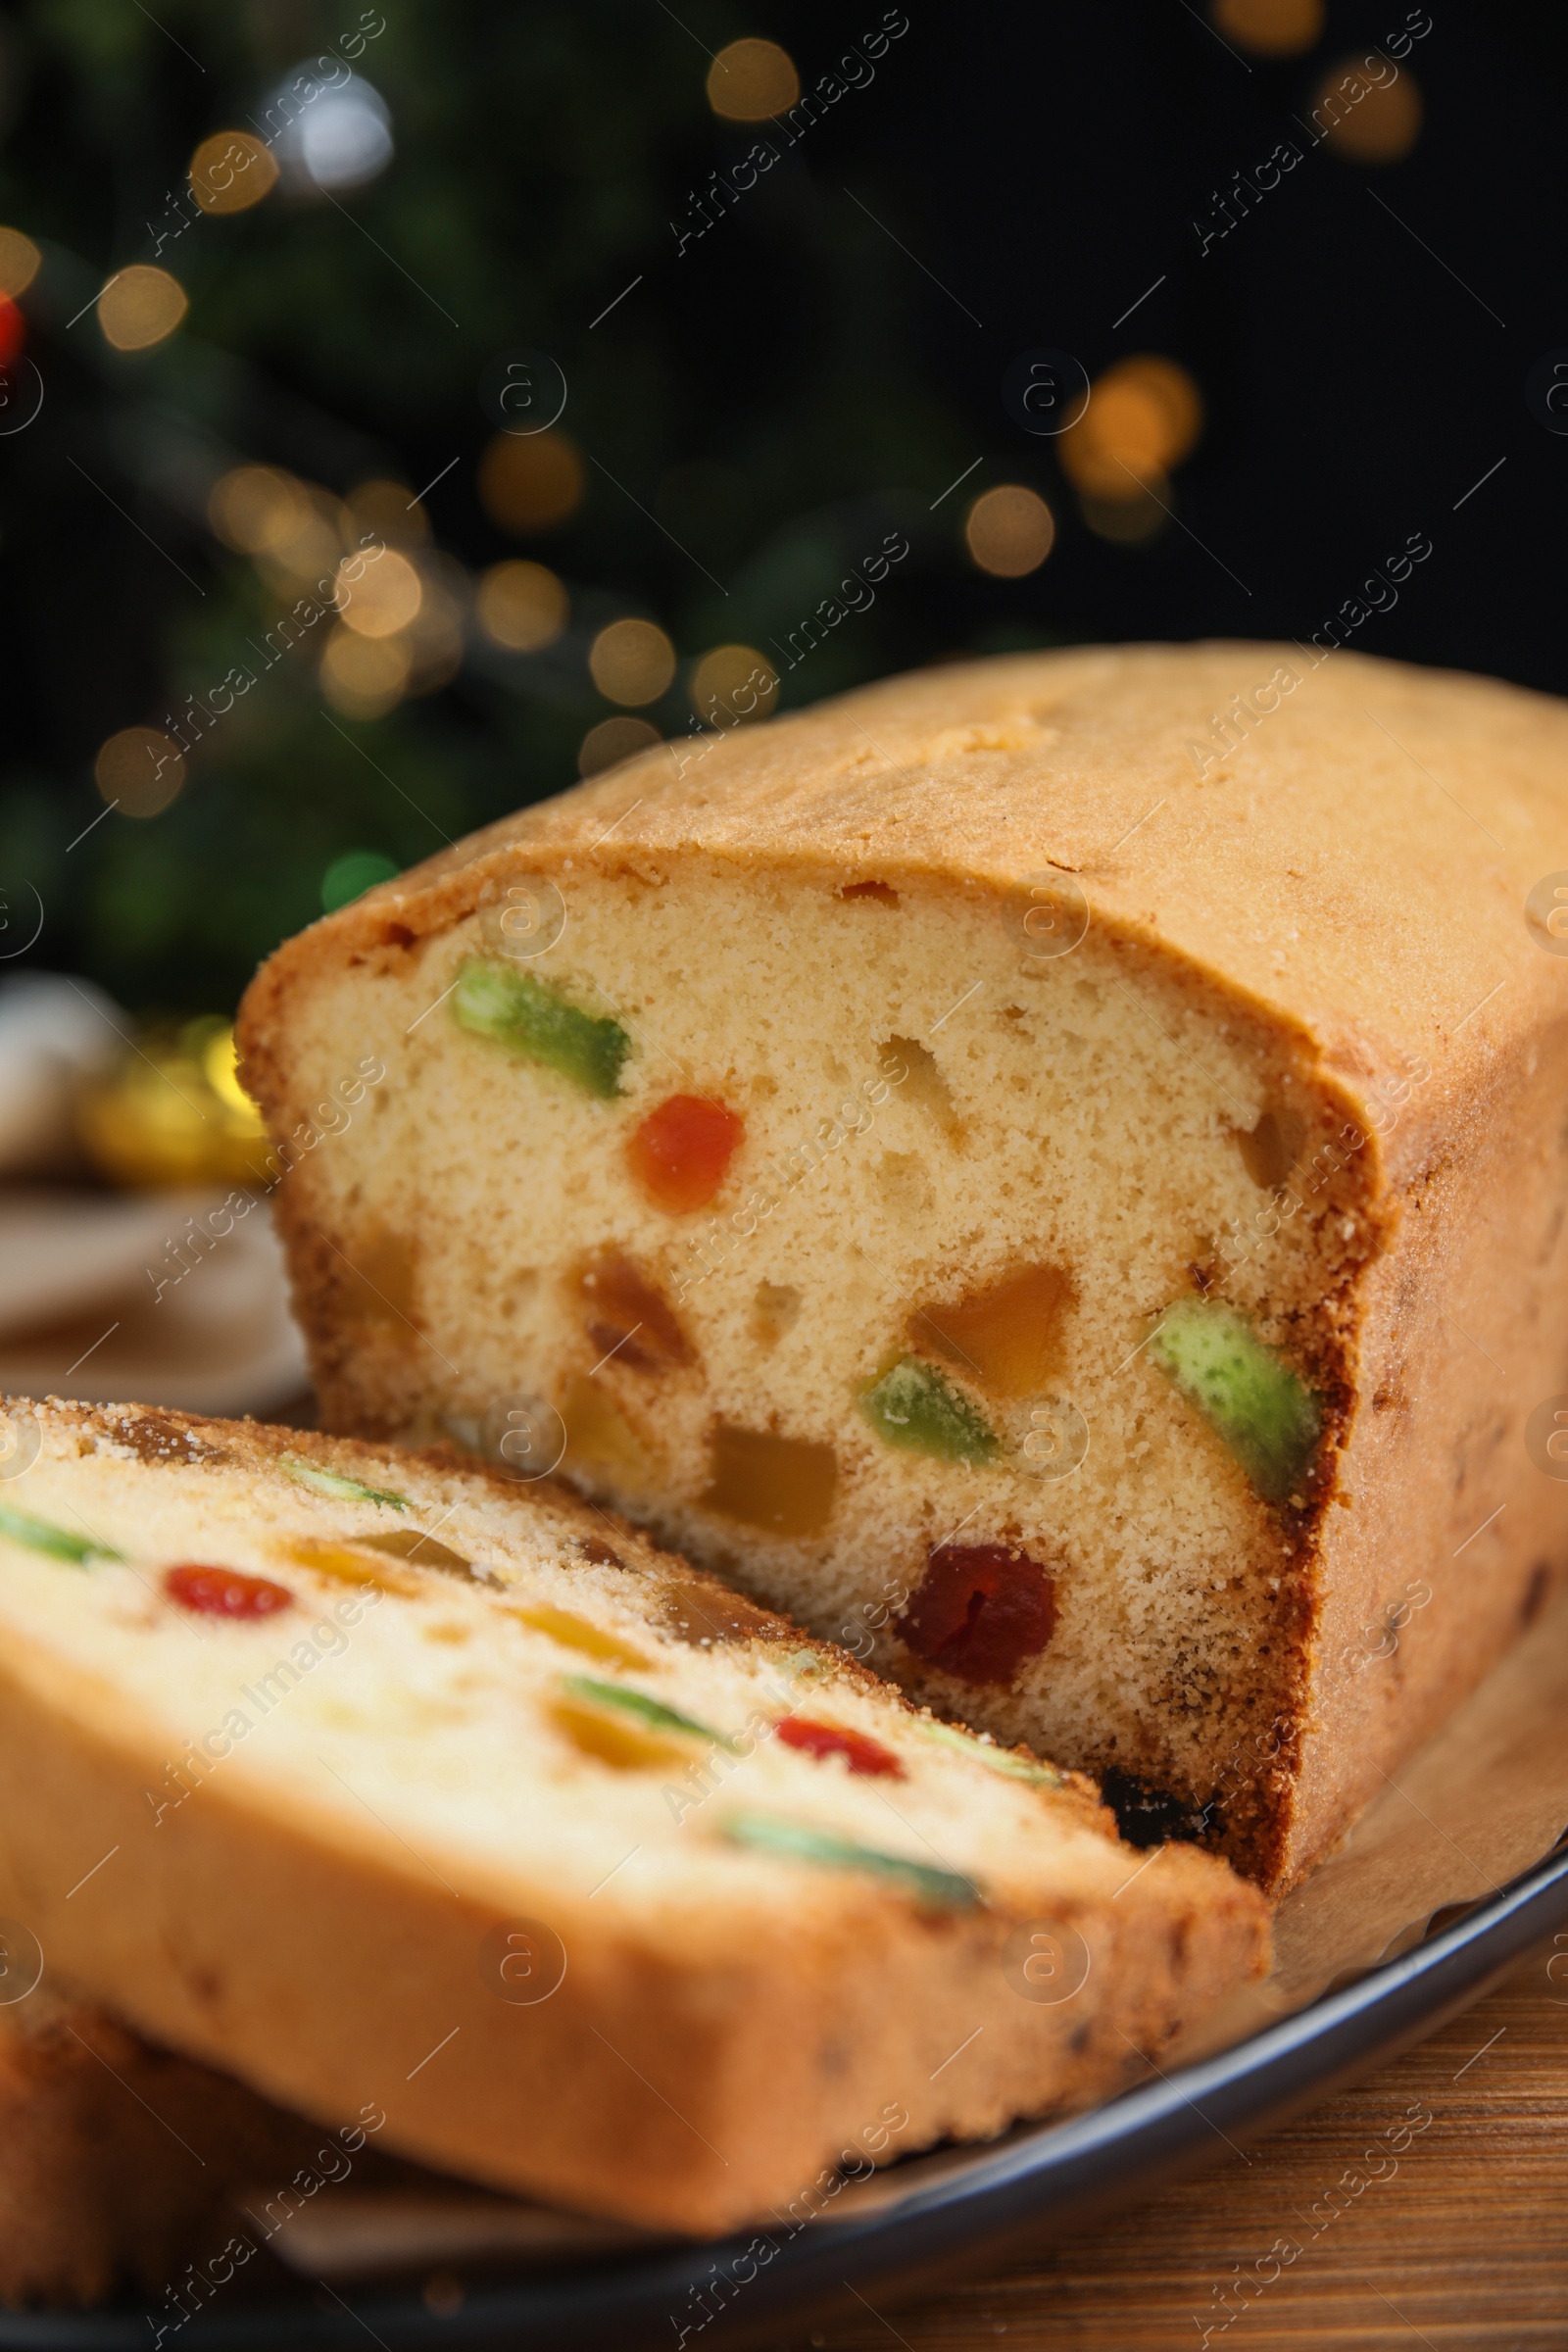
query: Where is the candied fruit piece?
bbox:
[0,1502,120,1565]
[280,1457,409,1510]
[282,1538,424,1596]
[164,1563,293,1620]
[452,957,630,1099]
[860,1358,999,1466]
[509,1602,651,1670]
[1235,1108,1305,1192]
[356,1529,475,1577]
[719,1811,977,1908]
[898,1543,1056,1686]
[551,1693,695,1772]
[627,1094,744,1213]
[911,1262,1074,1399]
[750,1280,803,1348]
[1148,1298,1321,1506]
[561,1375,659,1486]
[882,1036,963,1144]
[338,1227,419,1328]
[775,1718,905,1778]
[701,1424,838,1538]
[575,1252,693,1373]
[561,1673,736,1749]
[916,1719,1066,1788]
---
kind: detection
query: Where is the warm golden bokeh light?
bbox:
[477,430,585,534]
[707,37,801,121]
[0,226,41,299]
[93,726,184,818]
[690,644,778,726]
[475,560,569,652]
[319,624,412,718]
[98,265,187,352]
[590,617,676,706]
[1058,355,1203,500]
[1210,0,1323,57]
[189,130,279,216]
[404,560,466,693]
[579,715,662,777]
[1316,64,1422,162]
[345,477,431,548]
[963,485,1055,578]
[208,465,310,555]
[338,548,422,638]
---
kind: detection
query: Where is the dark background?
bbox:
[0,0,1556,1018]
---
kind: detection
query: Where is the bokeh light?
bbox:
[403,558,466,693]
[1058,355,1202,500]
[320,850,399,912]
[98,265,187,352]
[707,38,800,121]
[1209,0,1323,57]
[93,726,184,818]
[590,617,676,706]
[1316,63,1422,162]
[690,644,778,726]
[345,478,430,548]
[475,560,569,652]
[319,624,412,718]
[477,429,585,533]
[579,715,662,776]
[338,548,422,638]
[209,466,311,555]
[0,226,40,298]
[0,294,23,367]
[189,130,278,216]
[963,485,1055,578]
[270,70,393,192]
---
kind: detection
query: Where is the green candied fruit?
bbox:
[860,1357,999,1466]
[281,1458,409,1511]
[561,1674,740,1752]
[1148,1298,1321,1506]
[916,1718,1066,1789]
[720,1809,979,1909]
[0,1501,121,1565]
[452,957,630,1099]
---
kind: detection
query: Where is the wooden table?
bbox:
[784,1949,1568,2350]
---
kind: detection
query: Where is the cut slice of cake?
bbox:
[0,1397,1266,2240]
[237,643,1568,1891]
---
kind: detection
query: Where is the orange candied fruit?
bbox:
[626,1094,744,1213]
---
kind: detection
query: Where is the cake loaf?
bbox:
[0,1397,1265,2239]
[237,643,1568,1890]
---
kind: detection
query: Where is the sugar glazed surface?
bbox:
[239,645,1568,1891]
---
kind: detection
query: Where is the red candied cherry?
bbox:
[897,1543,1055,1687]
[164,1563,294,1620]
[626,1094,744,1213]
[775,1718,906,1778]
[0,298,24,370]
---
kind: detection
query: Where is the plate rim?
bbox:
[7,1837,1566,2352]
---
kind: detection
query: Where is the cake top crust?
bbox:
[240,645,1568,1177]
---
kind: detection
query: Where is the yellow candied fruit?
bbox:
[356,1529,475,1577]
[281,1537,424,1596]
[561,1374,660,1486]
[701,1423,838,1539]
[549,1691,693,1771]
[507,1601,652,1670]
[911,1262,1074,1400]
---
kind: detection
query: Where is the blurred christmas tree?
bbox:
[0,0,1000,1015]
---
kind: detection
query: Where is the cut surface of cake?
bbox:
[236,643,1568,1889]
[0,1398,1267,2239]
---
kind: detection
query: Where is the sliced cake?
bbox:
[0,1397,1267,2239]
[236,643,1568,1889]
